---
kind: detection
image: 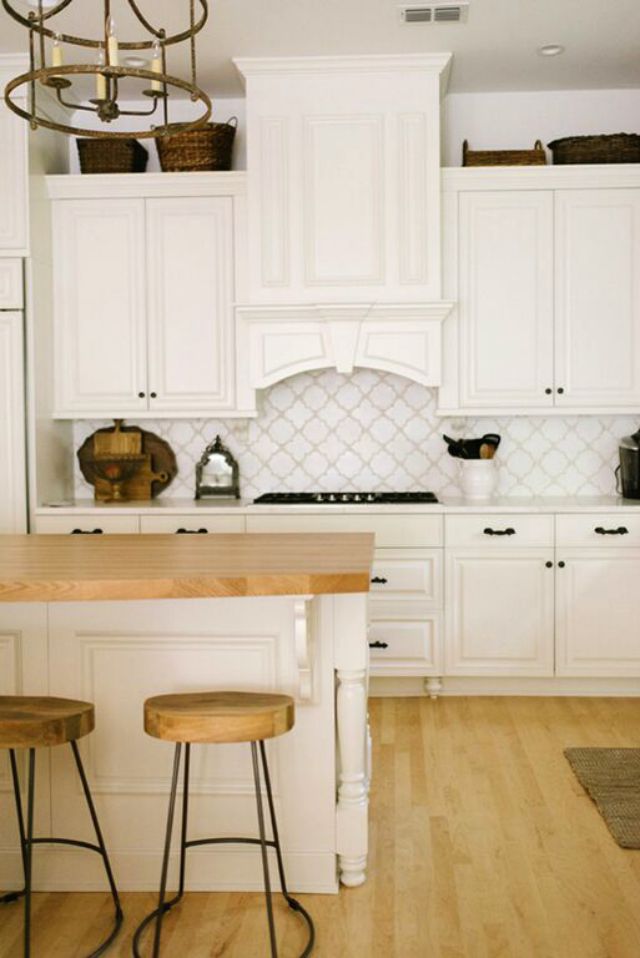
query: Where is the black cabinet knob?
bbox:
[150,391,157,399]
[557,387,564,394]
[545,387,552,395]
[558,561,566,568]
[545,561,553,568]
[138,391,145,398]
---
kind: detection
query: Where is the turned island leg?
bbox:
[333,593,369,887]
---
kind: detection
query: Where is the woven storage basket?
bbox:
[547,133,640,164]
[77,138,148,174]
[156,118,237,172]
[462,139,546,167]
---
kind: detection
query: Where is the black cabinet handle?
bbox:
[71,528,103,535]
[594,526,629,536]
[558,561,565,568]
[545,387,552,395]
[370,576,388,584]
[483,527,516,536]
[150,391,157,399]
[545,561,553,568]
[138,391,145,398]
[369,641,389,649]
[176,528,208,534]
[557,387,564,395]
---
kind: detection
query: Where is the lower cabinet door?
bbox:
[368,616,441,676]
[556,549,640,676]
[445,550,555,676]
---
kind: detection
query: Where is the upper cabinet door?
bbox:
[555,189,640,407]
[146,197,235,411]
[53,198,147,415]
[0,99,28,255]
[458,191,554,408]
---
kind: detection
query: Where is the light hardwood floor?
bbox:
[2,696,640,957]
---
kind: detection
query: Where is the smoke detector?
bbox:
[399,1,469,23]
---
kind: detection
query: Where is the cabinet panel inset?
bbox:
[303,115,384,285]
[458,191,554,408]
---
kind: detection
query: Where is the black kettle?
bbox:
[617,428,640,499]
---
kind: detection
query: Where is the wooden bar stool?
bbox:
[132,691,315,958]
[0,696,123,958]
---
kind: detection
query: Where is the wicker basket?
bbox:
[462,139,546,167]
[76,138,148,174]
[156,118,237,172]
[547,133,640,165]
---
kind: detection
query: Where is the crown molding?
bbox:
[234,53,452,81]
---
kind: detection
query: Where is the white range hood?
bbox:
[234,54,454,398]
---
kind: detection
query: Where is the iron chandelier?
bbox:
[1,0,212,138]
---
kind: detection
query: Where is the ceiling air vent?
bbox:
[399,2,469,24]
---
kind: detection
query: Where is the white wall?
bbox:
[443,87,640,166]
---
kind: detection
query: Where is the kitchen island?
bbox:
[0,532,374,893]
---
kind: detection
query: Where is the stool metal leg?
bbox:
[251,741,278,958]
[152,742,183,958]
[259,741,316,958]
[70,740,124,956]
[0,750,28,906]
[132,742,191,958]
[24,749,35,958]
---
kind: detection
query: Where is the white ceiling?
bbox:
[1,0,640,98]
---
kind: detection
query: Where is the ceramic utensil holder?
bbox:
[460,459,498,500]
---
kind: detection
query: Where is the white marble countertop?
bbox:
[36,495,640,515]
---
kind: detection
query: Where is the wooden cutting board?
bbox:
[77,423,178,500]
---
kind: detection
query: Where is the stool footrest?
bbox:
[186,835,277,850]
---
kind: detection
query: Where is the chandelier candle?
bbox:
[106,15,119,68]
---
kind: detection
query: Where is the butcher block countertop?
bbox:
[0,533,375,603]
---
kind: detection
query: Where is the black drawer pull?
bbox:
[594,526,629,536]
[369,641,389,649]
[71,528,103,535]
[176,528,208,534]
[483,527,516,536]
[370,576,388,584]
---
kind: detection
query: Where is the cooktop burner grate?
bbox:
[252,491,439,505]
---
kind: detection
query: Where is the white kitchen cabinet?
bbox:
[440,167,640,415]
[556,550,640,677]
[0,93,28,255]
[455,190,554,409]
[33,515,140,534]
[555,189,640,407]
[444,514,554,676]
[0,312,27,533]
[48,175,243,418]
[445,549,555,676]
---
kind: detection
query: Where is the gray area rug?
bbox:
[564,747,640,849]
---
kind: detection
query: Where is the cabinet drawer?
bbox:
[34,515,140,534]
[368,617,441,674]
[140,515,246,534]
[556,514,640,547]
[0,260,22,308]
[246,513,443,547]
[445,514,553,548]
[369,549,442,606]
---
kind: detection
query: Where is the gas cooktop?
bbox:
[252,491,439,505]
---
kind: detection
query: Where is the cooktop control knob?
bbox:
[314,493,324,502]
[341,494,350,502]
[366,493,375,502]
[329,494,337,502]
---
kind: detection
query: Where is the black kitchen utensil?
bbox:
[442,433,501,459]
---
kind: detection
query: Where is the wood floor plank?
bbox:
[2,697,640,957]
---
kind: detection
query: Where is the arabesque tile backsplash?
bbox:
[73,369,638,500]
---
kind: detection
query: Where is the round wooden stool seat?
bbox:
[0,695,95,749]
[144,691,295,744]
